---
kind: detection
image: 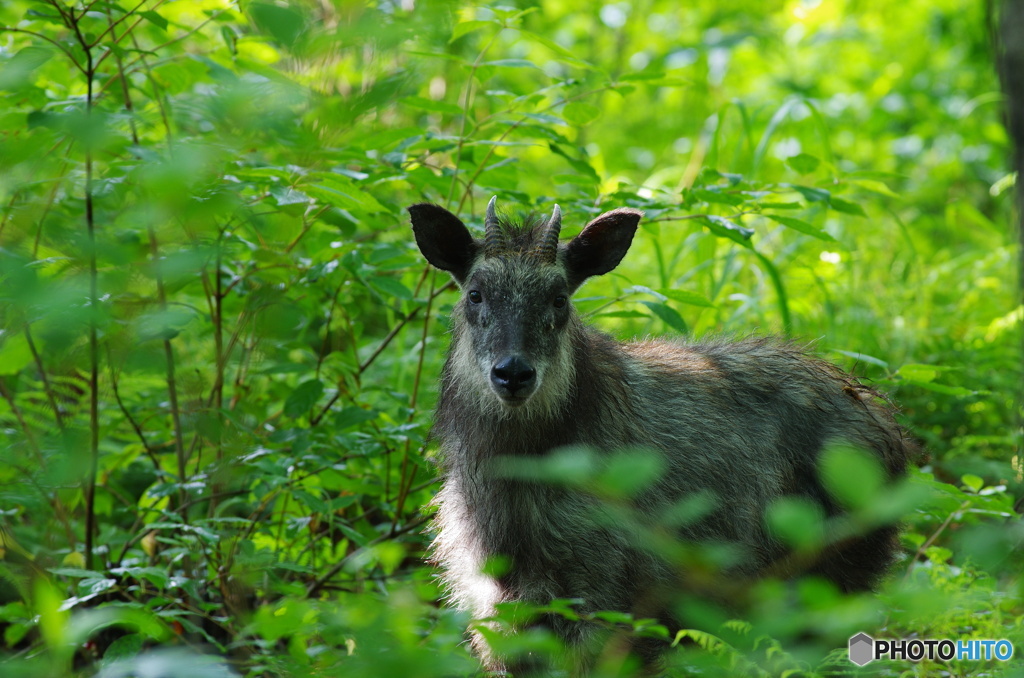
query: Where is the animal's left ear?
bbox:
[564,208,643,291]
[408,203,479,283]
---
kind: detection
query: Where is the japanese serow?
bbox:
[409,198,912,673]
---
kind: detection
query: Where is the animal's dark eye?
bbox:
[468,290,483,304]
[553,295,567,309]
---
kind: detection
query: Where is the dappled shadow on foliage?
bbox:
[0,0,1021,675]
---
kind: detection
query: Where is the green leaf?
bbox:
[655,288,715,307]
[248,1,307,49]
[520,30,594,69]
[400,96,464,116]
[830,196,866,216]
[369,276,413,299]
[701,215,754,248]
[481,59,540,69]
[284,379,324,419]
[767,497,824,549]
[140,10,169,31]
[450,20,493,43]
[765,214,836,242]
[334,407,379,430]
[895,363,941,383]
[104,633,144,661]
[620,70,668,82]
[0,333,33,375]
[303,174,388,213]
[785,153,820,174]
[962,474,985,493]
[819,445,885,511]
[0,46,54,91]
[690,188,744,207]
[904,381,975,397]
[562,102,600,126]
[789,185,831,203]
[639,301,688,334]
[850,178,899,198]
[269,186,309,206]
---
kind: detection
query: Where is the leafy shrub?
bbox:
[0,0,1020,675]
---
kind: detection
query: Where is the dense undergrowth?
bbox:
[0,0,1021,676]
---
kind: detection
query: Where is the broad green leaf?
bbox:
[905,381,975,397]
[248,1,307,48]
[765,214,836,242]
[269,186,309,206]
[562,102,600,126]
[520,30,594,69]
[0,333,32,375]
[691,188,744,206]
[830,196,866,216]
[851,179,899,198]
[962,474,985,492]
[785,153,820,174]
[789,185,831,203]
[767,497,824,549]
[140,10,169,31]
[819,445,884,510]
[369,276,413,299]
[400,96,464,116]
[303,174,388,213]
[639,301,688,334]
[0,45,54,90]
[655,288,715,307]
[895,363,940,383]
[481,59,540,69]
[334,407,379,430]
[450,20,493,42]
[701,215,754,248]
[284,379,324,419]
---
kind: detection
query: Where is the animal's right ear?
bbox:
[564,208,643,290]
[408,204,479,283]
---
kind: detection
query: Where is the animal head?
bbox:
[409,197,643,416]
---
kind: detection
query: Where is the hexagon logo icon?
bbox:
[849,632,875,666]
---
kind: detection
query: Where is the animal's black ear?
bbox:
[564,208,643,290]
[408,204,480,283]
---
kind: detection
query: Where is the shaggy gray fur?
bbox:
[409,201,912,673]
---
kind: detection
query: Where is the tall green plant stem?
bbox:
[56,0,101,572]
[148,227,189,521]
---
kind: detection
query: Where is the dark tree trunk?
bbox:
[995,0,1024,511]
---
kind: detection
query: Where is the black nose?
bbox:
[491,356,536,395]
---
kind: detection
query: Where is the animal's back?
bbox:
[611,334,910,585]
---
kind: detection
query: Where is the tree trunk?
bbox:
[995,0,1024,509]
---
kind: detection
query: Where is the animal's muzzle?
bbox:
[490,356,536,403]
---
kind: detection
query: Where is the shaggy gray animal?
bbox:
[409,198,912,673]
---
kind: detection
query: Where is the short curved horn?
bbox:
[483,196,504,255]
[533,204,562,263]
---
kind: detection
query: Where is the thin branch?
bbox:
[88,0,152,48]
[454,85,612,215]
[392,270,438,524]
[309,276,454,426]
[445,30,500,207]
[305,515,429,599]
[147,227,190,522]
[23,325,66,430]
[903,499,972,578]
